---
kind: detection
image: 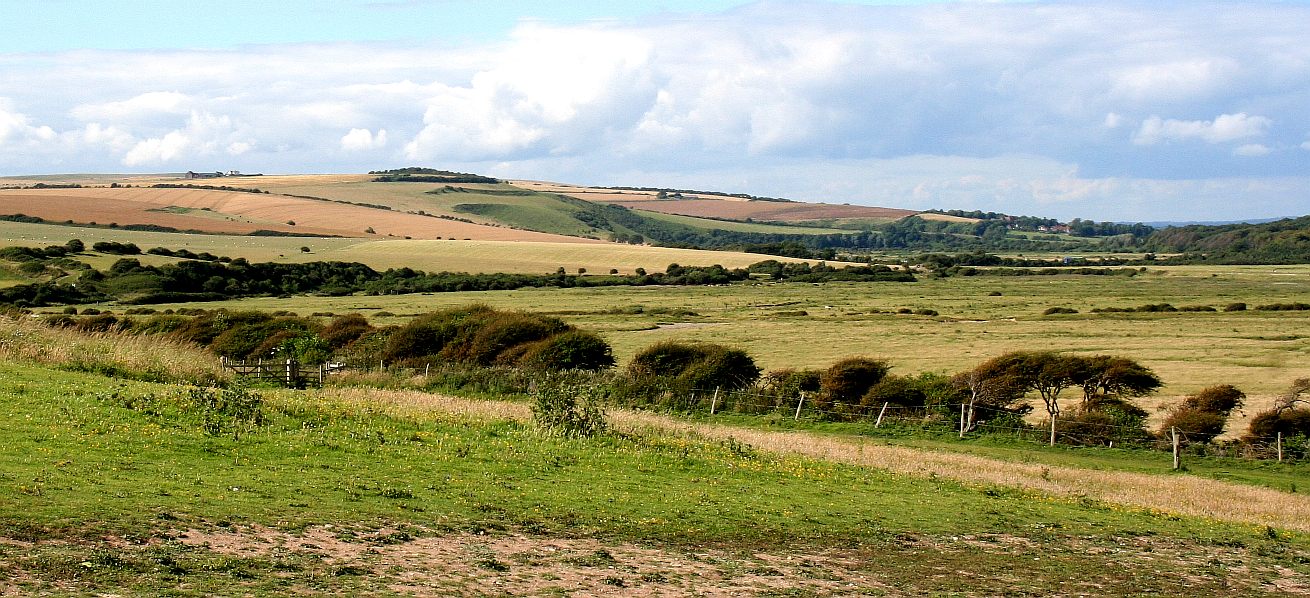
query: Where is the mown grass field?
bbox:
[2,357,1308,596]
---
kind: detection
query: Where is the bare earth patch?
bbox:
[7,524,1299,596]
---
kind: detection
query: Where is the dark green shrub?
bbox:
[627,341,760,391]
[628,341,707,379]
[760,368,823,398]
[1224,302,1247,312]
[861,375,926,409]
[320,313,372,349]
[131,314,191,336]
[519,330,615,371]
[678,347,760,391]
[1043,307,1078,315]
[209,317,319,359]
[454,312,568,365]
[817,357,890,411]
[381,305,494,363]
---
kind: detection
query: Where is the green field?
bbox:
[2,357,1307,595]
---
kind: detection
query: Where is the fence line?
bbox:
[667,387,1299,462]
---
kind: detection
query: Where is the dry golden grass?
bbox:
[301,384,531,422]
[0,316,227,386]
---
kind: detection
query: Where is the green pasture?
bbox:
[1,361,1305,595]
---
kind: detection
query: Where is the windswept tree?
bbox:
[952,355,1028,432]
[1246,378,1310,443]
[970,351,1127,444]
[1072,355,1162,403]
[1162,385,1245,444]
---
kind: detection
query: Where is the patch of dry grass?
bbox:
[0,316,227,386]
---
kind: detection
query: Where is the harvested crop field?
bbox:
[610,198,918,223]
[0,187,598,243]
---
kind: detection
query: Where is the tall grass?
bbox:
[0,315,227,386]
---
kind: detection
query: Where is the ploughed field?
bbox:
[0,186,597,243]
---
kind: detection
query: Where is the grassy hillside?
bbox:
[1147,215,1310,263]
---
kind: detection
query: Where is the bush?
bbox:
[1161,409,1228,444]
[91,241,141,255]
[208,317,319,359]
[381,305,493,363]
[817,357,891,410]
[320,313,373,349]
[627,341,761,391]
[1043,307,1078,315]
[531,380,608,437]
[1181,385,1245,414]
[1247,408,1310,441]
[519,330,615,371]
[1224,302,1248,312]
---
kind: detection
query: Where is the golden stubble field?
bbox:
[0,220,836,275]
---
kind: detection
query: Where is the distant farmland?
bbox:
[0,186,597,243]
[606,198,918,223]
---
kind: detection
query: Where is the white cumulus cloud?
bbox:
[1132,112,1272,145]
[122,110,251,166]
[340,128,388,151]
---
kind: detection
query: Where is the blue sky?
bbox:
[1,0,1308,221]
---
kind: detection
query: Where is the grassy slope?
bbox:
[2,361,1307,595]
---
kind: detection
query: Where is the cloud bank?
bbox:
[1,1,1307,221]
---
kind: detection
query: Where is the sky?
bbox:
[1,0,1308,222]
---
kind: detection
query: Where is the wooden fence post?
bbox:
[794,391,806,420]
[959,403,966,438]
[319,364,324,386]
[1278,431,1284,463]
[709,387,720,415]
[875,402,888,428]
[1049,413,1057,447]
[1179,427,1189,469]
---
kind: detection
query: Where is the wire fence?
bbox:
[651,387,1305,463]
